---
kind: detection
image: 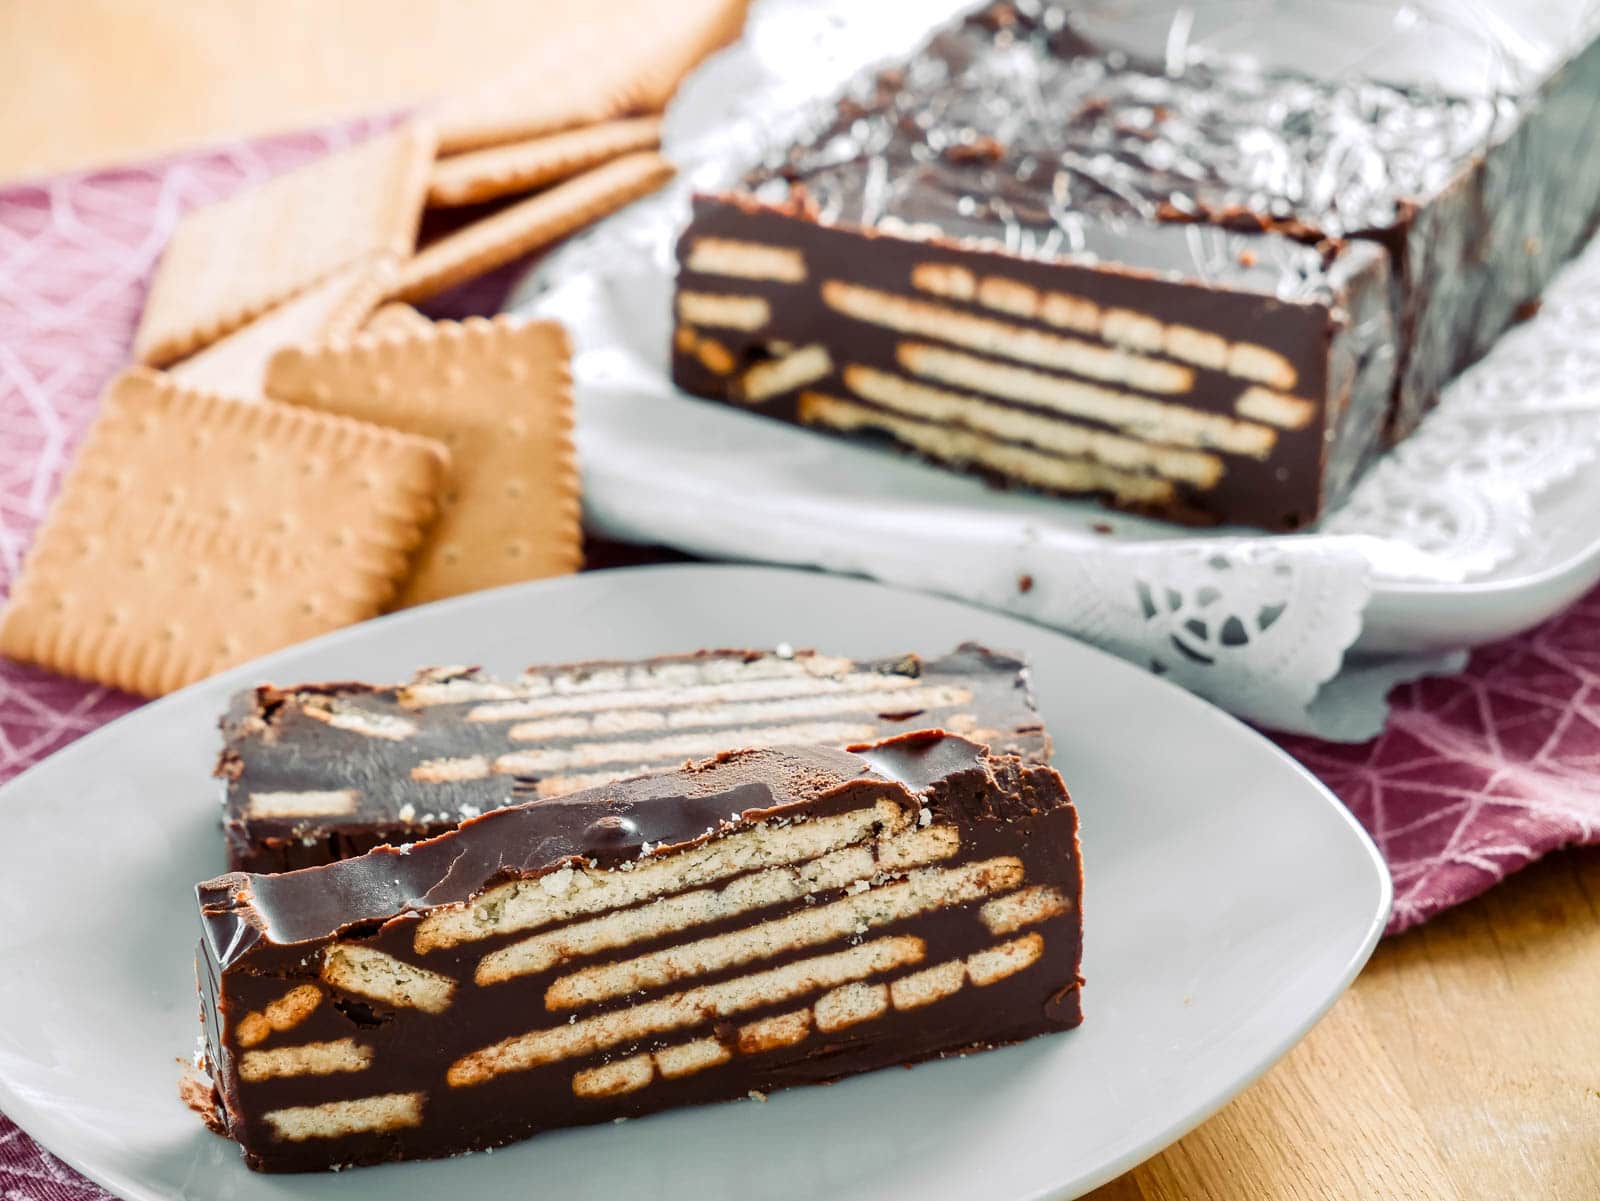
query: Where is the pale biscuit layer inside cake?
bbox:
[414,800,909,952]
[814,980,890,1032]
[542,854,1020,1009]
[685,237,808,282]
[898,343,1277,458]
[733,344,834,403]
[240,1038,373,1082]
[504,681,970,740]
[676,291,772,331]
[463,661,915,722]
[476,824,960,985]
[299,700,418,741]
[1235,385,1318,430]
[236,984,323,1048]
[246,789,360,819]
[491,719,880,775]
[560,933,1049,1099]
[262,1092,423,1142]
[980,884,1074,935]
[448,935,927,1086]
[908,260,1299,390]
[799,391,1176,506]
[321,945,457,1014]
[823,280,1195,394]
[844,364,1225,488]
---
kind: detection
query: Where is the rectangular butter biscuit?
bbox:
[266,316,581,607]
[0,369,448,696]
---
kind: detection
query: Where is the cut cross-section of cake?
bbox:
[194,731,1083,1172]
[216,642,1050,872]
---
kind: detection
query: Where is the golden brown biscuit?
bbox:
[391,150,674,303]
[362,302,434,339]
[0,369,449,695]
[429,117,664,207]
[133,122,435,366]
[166,257,396,398]
[266,316,581,607]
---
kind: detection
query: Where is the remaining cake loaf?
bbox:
[194,732,1084,1172]
[671,2,1600,530]
[216,642,1049,872]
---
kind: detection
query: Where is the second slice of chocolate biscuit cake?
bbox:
[217,643,1050,872]
[671,2,1600,530]
[196,732,1083,1172]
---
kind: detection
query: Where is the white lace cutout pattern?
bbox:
[1322,240,1600,577]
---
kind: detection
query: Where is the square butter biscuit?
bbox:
[133,122,435,367]
[362,302,433,339]
[0,369,449,696]
[392,150,673,304]
[266,316,581,607]
[168,256,397,398]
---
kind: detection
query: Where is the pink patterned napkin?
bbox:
[2,123,1598,1199]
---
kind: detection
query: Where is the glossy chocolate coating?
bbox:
[219,642,1050,873]
[196,733,1084,1172]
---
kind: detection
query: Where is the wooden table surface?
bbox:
[5,5,1597,1198]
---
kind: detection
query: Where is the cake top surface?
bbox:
[217,641,1048,832]
[223,641,1036,730]
[736,1,1547,288]
[199,731,1042,956]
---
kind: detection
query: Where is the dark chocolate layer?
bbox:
[219,642,1049,873]
[674,196,1394,530]
[196,733,1084,1172]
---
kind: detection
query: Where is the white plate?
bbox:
[1360,463,1600,653]
[0,565,1390,1201]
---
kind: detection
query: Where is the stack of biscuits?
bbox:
[0,0,748,698]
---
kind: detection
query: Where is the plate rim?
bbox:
[1370,520,1600,598]
[0,562,1393,1201]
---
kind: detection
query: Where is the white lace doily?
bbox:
[509,0,1600,740]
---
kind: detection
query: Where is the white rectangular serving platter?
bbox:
[0,565,1390,1201]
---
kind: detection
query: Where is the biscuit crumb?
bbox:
[177,1062,227,1137]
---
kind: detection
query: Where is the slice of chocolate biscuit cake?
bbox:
[195,731,1083,1171]
[218,643,1050,872]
